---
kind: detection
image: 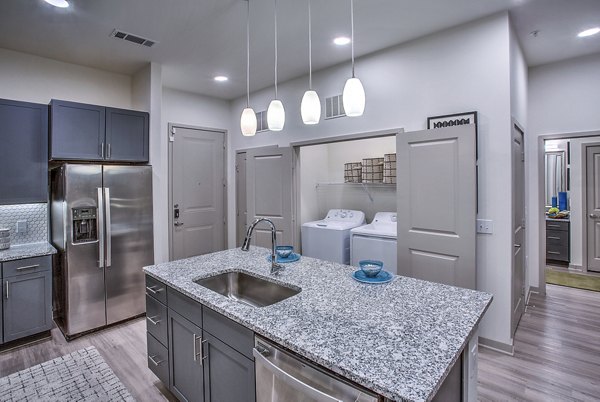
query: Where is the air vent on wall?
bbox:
[255,110,269,132]
[110,29,157,47]
[325,94,346,119]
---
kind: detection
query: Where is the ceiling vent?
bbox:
[110,29,157,47]
[255,110,269,132]
[325,94,346,119]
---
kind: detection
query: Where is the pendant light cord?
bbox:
[246,0,250,107]
[350,0,355,78]
[274,0,278,98]
[308,0,312,89]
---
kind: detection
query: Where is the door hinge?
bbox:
[169,127,176,142]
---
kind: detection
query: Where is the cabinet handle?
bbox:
[548,251,561,255]
[5,281,8,299]
[147,315,161,325]
[107,143,112,159]
[146,286,163,294]
[16,264,40,271]
[149,355,164,366]
[101,142,105,159]
[547,236,561,240]
[547,224,561,228]
[193,334,201,362]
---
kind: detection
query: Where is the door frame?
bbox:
[582,142,600,274]
[167,123,228,261]
[511,118,526,335]
[536,129,600,296]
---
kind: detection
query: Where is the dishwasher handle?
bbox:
[253,348,343,402]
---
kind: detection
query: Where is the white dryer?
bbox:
[350,212,397,274]
[301,209,366,264]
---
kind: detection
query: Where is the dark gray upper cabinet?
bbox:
[0,99,48,204]
[203,331,255,402]
[106,107,149,162]
[50,99,105,161]
[2,256,53,343]
[50,100,149,163]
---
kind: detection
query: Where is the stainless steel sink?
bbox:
[194,271,301,307]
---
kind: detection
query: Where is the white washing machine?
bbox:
[350,212,397,274]
[301,209,366,264]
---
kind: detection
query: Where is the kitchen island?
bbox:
[144,247,492,402]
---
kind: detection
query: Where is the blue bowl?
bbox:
[276,246,294,259]
[359,260,383,278]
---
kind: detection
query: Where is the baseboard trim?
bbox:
[478,336,514,356]
[526,286,539,305]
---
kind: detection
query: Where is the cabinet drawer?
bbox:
[546,220,569,232]
[547,246,569,262]
[147,333,170,387]
[146,275,167,305]
[146,295,168,346]
[3,255,51,278]
[546,230,569,247]
[203,307,254,360]
[167,287,202,329]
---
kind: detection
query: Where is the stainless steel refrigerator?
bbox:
[50,164,154,338]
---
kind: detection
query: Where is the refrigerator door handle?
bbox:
[97,188,105,269]
[104,187,112,267]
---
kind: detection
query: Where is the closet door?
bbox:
[396,125,476,289]
[245,146,294,248]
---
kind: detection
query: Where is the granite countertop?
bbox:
[144,248,492,402]
[0,242,57,262]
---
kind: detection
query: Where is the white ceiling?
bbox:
[0,0,598,100]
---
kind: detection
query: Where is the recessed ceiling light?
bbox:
[333,36,351,46]
[214,76,228,82]
[578,27,600,38]
[43,0,69,8]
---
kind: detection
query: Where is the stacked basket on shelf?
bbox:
[362,157,384,183]
[344,162,362,183]
[383,153,396,184]
[0,227,10,250]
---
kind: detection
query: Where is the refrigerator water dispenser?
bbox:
[72,207,97,243]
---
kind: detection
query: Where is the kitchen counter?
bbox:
[144,247,492,402]
[0,242,56,262]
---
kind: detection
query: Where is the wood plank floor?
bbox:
[0,284,598,401]
[478,284,600,401]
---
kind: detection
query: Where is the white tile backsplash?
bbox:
[0,203,48,245]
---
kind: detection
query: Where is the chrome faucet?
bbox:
[241,218,284,275]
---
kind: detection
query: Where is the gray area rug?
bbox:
[0,346,135,401]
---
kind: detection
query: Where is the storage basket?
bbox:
[362,158,384,183]
[344,162,362,183]
[383,153,396,184]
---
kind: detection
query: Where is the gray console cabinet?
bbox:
[1,256,53,343]
[0,98,48,204]
[145,276,255,402]
[50,100,149,163]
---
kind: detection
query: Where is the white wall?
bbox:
[527,53,600,288]
[326,137,396,182]
[160,87,232,261]
[299,145,330,225]
[0,47,131,108]
[230,13,515,346]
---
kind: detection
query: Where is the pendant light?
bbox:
[267,0,285,131]
[240,0,257,136]
[301,0,321,125]
[342,0,365,117]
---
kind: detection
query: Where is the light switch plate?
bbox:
[16,220,28,233]
[476,219,493,234]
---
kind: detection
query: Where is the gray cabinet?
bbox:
[1,255,53,343]
[203,331,255,402]
[50,99,105,161]
[50,100,149,163]
[106,108,149,162]
[546,220,570,263]
[168,309,205,402]
[0,98,48,204]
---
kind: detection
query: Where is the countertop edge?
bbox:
[0,242,57,262]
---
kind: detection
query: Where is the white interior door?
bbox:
[246,146,294,248]
[236,152,247,247]
[396,125,476,289]
[586,145,600,272]
[512,123,526,335]
[170,126,226,260]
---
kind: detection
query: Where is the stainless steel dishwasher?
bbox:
[254,336,380,402]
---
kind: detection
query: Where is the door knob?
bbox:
[174,221,184,227]
[590,214,599,219]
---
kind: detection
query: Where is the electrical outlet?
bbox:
[476,219,493,234]
[16,220,28,234]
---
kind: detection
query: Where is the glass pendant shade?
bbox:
[301,90,321,125]
[240,108,257,136]
[267,100,285,131]
[343,77,365,117]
